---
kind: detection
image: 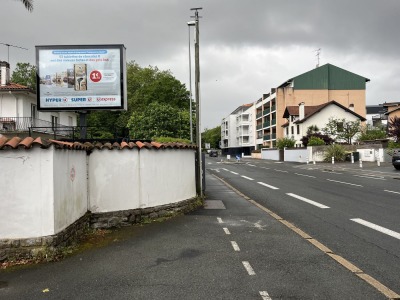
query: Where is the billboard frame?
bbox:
[36,44,127,111]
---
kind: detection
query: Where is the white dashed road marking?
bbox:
[223,227,231,235]
[241,175,254,181]
[242,261,256,275]
[295,173,316,178]
[217,217,223,223]
[259,291,272,300]
[274,169,288,173]
[353,174,385,180]
[384,189,400,195]
[327,179,363,187]
[230,171,239,175]
[231,241,240,251]
[287,193,330,209]
[351,218,400,240]
[258,182,279,190]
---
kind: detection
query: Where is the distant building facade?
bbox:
[220,103,255,156]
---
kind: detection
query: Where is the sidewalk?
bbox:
[0,172,386,299]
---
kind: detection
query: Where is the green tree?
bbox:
[202,126,221,149]
[11,62,36,90]
[88,61,191,139]
[127,102,190,140]
[323,117,361,144]
[276,137,295,149]
[358,124,387,141]
[388,116,400,143]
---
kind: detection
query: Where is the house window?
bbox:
[291,126,294,135]
[297,125,300,135]
[51,116,59,131]
[286,127,289,135]
[337,122,344,132]
[68,116,73,127]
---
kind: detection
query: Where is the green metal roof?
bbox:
[283,64,370,90]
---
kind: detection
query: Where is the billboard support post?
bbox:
[79,111,88,139]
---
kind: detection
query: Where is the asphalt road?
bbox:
[207,156,400,298]
[0,157,398,299]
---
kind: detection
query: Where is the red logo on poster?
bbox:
[90,70,102,82]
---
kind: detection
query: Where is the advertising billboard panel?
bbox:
[36,44,127,111]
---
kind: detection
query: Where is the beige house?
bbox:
[255,63,369,148]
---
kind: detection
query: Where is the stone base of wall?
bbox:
[90,198,202,229]
[0,197,201,263]
[0,213,91,263]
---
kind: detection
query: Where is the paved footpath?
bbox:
[0,172,387,299]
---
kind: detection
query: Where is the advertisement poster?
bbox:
[36,45,126,111]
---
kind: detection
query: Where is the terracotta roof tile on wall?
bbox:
[0,137,197,151]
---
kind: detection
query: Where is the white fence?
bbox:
[0,146,196,239]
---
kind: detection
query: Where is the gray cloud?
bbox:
[1,0,399,129]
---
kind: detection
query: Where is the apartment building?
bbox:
[220,103,255,156]
[255,63,369,149]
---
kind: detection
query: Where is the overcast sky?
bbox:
[2,0,400,130]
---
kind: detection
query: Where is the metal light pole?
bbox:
[191,7,203,197]
[187,21,195,143]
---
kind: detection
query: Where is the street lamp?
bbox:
[187,21,195,143]
[190,7,202,197]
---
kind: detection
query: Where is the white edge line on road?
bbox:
[241,175,254,181]
[230,171,239,175]
[259,291,272,300]
[217,217,223,223]
[295,173,316,178]
[287,193,330,209]
[258,182,279,190]
[353,174,385,180]
[242,261,256,275]
[223,227,231,235]
[327,179,363,187]
[351,218,400,240]
[231,241,240,251]
[384,189,400,195]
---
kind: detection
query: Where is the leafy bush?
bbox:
[307,136,325,146]
[301,132,333,147]
[358,127,387,141]
[323,144,346,162]
[153,137,191,144]
[276,137,296,150]
[388,140,400,149]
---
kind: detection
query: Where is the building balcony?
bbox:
[263,121,270,128]
[256,112,263,119]
[271,119,276,126]
[271,105,276,112]
[263,108,270,116]
[256,124,263,130]
[263,135,270,140]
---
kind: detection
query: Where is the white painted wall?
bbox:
[53,150,88,232]
[0,147,55,239]
[261,148,280,160]
[89,149,140,212]
[0,146,197,240]
[139,149,196,208]
[284,148,309,162]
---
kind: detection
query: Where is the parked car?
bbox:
[392,149,400,170]
[209,150,218,157]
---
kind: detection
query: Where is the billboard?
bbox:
[36,44,127,111]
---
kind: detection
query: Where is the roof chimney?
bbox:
[0,61,10,86]
[349,103,354,111]
[299,102,305,120]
